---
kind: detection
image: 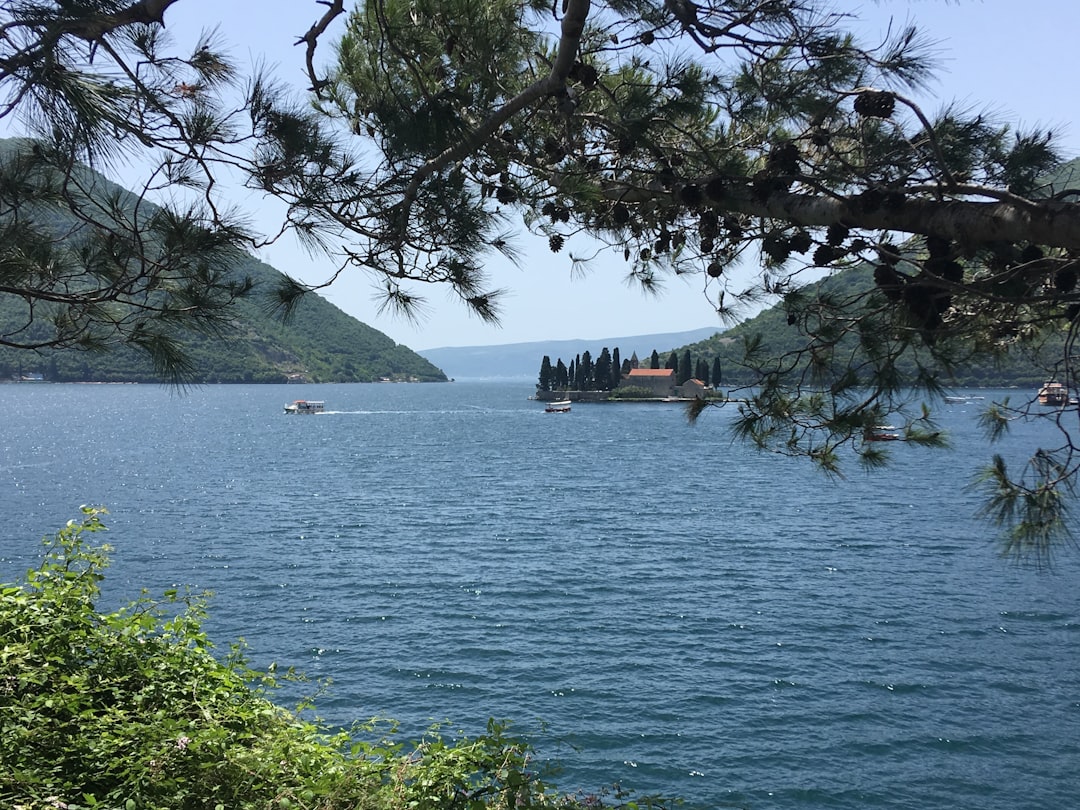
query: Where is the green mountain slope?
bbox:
[0,252,448,384]
[668,263,1057,389]
[662,157,1080,390]
[0,141,447,384]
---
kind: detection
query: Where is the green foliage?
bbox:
[0,239,447,384]
[0,510,630,810]
[671,260,1068,390]
[973,452,1076,564]
[0,142,446,384]
[606,386,663,401]
[308,0,1080,554]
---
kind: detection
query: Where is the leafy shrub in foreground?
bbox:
[0,509,626,810]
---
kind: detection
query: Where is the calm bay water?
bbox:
[2,381,1078,809]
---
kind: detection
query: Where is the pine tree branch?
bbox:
[610,180,1080,250]
[396,0,591,236]
[297,0,345,97]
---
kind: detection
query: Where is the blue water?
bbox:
[2,381,1078,810]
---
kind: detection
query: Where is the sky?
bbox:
[25,1,1080,349]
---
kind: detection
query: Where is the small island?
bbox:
[535,346,724,403]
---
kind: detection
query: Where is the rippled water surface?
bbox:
[2,381,1078,809]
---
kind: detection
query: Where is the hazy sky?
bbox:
[41,2,1080,349]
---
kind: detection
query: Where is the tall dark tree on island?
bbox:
[680,350,693,385]
[650,350,661,370]
[556,358,569,389]
[9,0,1080,553]
[611,347,622,388]
[539,355,553,392]
[577,350,593,390]
[594,347,612,391]
[696,358,711,386]
[666,352,678,375]
[711,357,723,390]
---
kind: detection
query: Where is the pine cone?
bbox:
[1055,266,1078,292]
[826,223,849,246]
[853,90,896,118]
[788,231,813,254]
[679,183,703,207]
[814,245,838,266]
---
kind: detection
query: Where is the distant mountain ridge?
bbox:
[419,326,721,379]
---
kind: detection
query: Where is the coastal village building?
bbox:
[678,378,708,398]
[620,367,676,396]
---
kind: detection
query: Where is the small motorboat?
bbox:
[863,425,901,442]
[545,399,572,413]
[284,400,325,414]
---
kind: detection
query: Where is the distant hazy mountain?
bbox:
[419,326,722,379]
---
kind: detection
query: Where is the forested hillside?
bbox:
[668,263,1060,390]
[0,252,447,384]
[0,140,447,384]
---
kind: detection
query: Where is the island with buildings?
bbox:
[534,347,722,403]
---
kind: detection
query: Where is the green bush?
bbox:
[0,509,627,810]
[606,387,660,400]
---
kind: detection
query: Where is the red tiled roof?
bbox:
[626,368,675,378]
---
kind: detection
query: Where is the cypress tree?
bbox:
[578,350,593,390]
[556,359,569,389]
[594,348,612,391]
[696,358,710,385]
[538,356,553,391]
[680,350,693,385]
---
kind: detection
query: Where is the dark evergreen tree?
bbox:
[711,357,723,390]
[578,350,593,390]
[611,347,621,388]
[666,352,678,374]
[556,359,569,389]
[594,347,612,391]
[650,350,660,370]
[696,358,710,385]
[568,358,576,390]
[538,355,553,391]
[680,350,693,385]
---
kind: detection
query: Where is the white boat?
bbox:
[284,399,325,415]
[1038,381,1068,407]
[545,399,572,413]
[863,425,901,442]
